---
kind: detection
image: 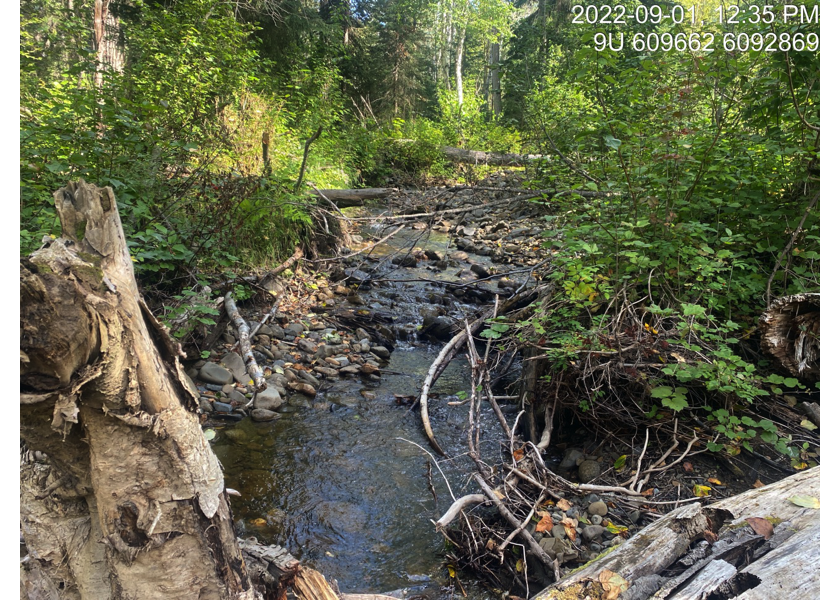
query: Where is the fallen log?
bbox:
[310,188,399,207]
[759,293,819,384]
[441,146,552,167]
[532,466,820,600]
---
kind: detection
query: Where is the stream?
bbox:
[210,197,530,596]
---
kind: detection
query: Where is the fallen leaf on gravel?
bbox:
[800,419,818,431]
[512,447,525,461]
[682,462,694,473]
[555,498,572,511]
[598,569,629,600]
[789,495,820,509]
[694,484,712,497]
[561,517,577,541]
[753,479,765,488]
[745,517,774,540]
[614,455,627,471]
[605,521,628,536]
[641,488,654,497]
[535,511,553,533]
[708,477,722,485]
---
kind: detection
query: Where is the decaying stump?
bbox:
[21,181,267,599]
[759,293,819,384]
[532,466,820,600]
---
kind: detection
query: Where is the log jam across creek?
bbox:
[207,180,551,596]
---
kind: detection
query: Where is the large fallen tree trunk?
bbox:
[311,188,399,207]
[532,466,820,600]
[18,180,329,600]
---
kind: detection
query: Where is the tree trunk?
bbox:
[455,27,466,106]
[93,0,123,90]
[489,38,501,117]
[20,181,256,599]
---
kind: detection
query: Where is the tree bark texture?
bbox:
[20,181,256,599]
[532,466,820,600]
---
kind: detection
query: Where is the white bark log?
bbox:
[532,466,820,600]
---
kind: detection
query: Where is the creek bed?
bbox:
[213,348,508,594]
[211,198,527,595]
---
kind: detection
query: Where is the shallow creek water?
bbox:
[212,208,514,596]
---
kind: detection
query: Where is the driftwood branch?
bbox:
[434,494,490,530]
[441,146,553,167]
[418,287,542,456]
[258,246,304,287]
[224,292,266,397]
[472,473,559,579]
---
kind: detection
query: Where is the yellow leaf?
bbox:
[605,521,628,535]
[448,566,455,578]
[515,559,523,573]
[613,455,627,472]
[800,419,818,431]
[493,489,505,500]
[708,477,722,485]
[789,495,820,509]
[693,484,712,498]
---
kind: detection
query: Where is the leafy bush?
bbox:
[524,9,819,459]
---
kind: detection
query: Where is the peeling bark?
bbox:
[20,181,256,599]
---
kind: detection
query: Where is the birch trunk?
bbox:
[20,181,257,599]
[455,27,466,106]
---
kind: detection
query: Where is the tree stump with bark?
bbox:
[20,181,257,599]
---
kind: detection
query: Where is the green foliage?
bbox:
[20,0,345,288]
[160,285,220,340]
[524,1,819,456]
